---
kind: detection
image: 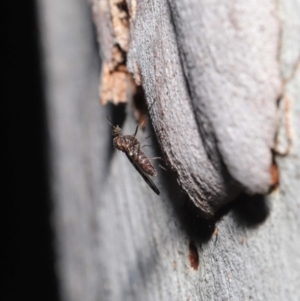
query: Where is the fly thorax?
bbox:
[113,136,121,149]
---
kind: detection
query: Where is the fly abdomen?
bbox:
[132,149,157,177]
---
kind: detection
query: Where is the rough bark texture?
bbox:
[89,0,282,217]
[166,0,281,194]
[37,0,300,300]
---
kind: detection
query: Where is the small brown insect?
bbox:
[107,117,160,195]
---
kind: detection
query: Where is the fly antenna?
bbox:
[106,116,113,126]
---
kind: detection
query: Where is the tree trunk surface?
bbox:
[37,0,300,300]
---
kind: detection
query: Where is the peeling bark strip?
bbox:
[89,0,139,105]
[167,0,281,195]
[90,0,281,218]
[127,0,281,217]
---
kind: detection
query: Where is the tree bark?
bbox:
[89,0,282,217]
[37,0,300,300]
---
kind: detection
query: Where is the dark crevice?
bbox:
[232,194,270,228]
[106,102,127,159]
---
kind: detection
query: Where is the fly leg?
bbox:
[147,157,167,171]
[133,125,139,137]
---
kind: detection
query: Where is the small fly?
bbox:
[107,117,160,195]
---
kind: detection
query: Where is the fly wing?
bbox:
[125,153,160,195]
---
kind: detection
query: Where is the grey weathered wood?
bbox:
[90,0,281,217]
[37,0,300,300]
[166,0,281,194]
